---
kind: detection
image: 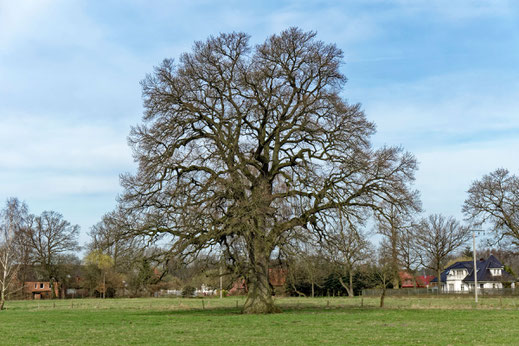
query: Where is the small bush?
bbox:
[182,286,196,298]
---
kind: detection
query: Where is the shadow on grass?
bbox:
[135,302,381,318]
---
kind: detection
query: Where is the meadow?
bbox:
[1,296,519,345]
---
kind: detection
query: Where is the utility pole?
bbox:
[471,230,484,304]
[473,231,478,303]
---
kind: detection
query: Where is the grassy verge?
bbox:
[1,296,518,345]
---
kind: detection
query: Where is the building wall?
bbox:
[445,279,467,292]
[446,281,504,292]
[24,281,59,299]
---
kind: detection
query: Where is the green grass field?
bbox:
[1,296,519,345]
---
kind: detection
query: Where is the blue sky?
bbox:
[1,0,518,246]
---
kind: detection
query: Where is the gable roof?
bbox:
[432,255,516,283]
[463,255,515,283]
[431,260,473,283]
[485,254,504,269]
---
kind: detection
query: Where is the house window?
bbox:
[34,283,37,289]
[40,283,44,289]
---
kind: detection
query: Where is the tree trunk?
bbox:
[391,227,400,289]
[1,252,7,310]
[349,271,354,297]
[338,275,354,297]
[380,285,386,308]
[291,283,306,297]
[50,280,57,299]
[242,243,279,314]
[0,288,5,310]
[311,281,315,298]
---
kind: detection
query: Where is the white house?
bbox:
[433,255,516,292]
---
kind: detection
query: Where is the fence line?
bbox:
[361,287,519,297]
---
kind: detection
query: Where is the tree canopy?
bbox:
[463,168,519,247]
[120,28,419,313]
[413,214,470,290]
[25,211,80,298]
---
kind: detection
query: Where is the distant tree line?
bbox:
[0,198,79,308]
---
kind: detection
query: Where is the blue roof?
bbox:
[431,255,514,283]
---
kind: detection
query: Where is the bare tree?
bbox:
[89,210,146,273]
[25,211,80,298]
[89,210,173,297]
[0,198,29,310]
[120,28,418,313]
[376,259,394,308]
[397,226,421,287]
[413,214,470,292]
[273,232,326,298]
[463,168,519,247]
[325,222,372,297]
[376,200,420,289]
[298,244,327,298]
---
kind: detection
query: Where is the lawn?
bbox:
[1,296,519,345]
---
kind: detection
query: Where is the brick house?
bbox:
[228,267,288,295]
[24,281,59,299]
[269,267,287,295]
[399,272,435,288]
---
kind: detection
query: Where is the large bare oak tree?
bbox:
[121,28,418,313]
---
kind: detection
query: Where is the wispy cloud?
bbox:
[0,0,56,51]
[0,0,107,53]
[414,136,519,218]
[362,70,519,149]
[0,114,132,172]
[390,0,515,21]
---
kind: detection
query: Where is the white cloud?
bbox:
[0,0,56,50]
[0,0,106,54]
[351,68,519,222]
[390,0,515,21]
[264,5,379,45]
[0,113,132,171]
[414,137,519,219]
[0,171,121,198]
[358,70,519,148]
